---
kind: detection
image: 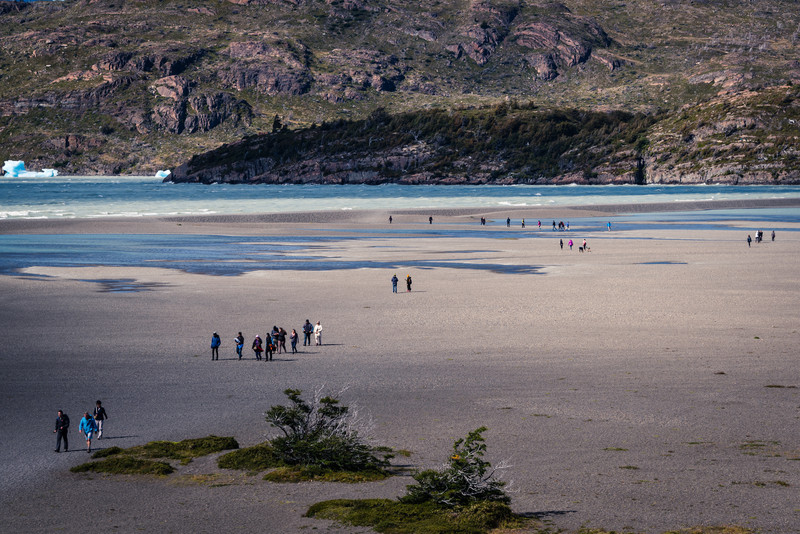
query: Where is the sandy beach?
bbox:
[1,199,799,533]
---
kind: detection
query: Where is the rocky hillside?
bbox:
[1,0,799,182]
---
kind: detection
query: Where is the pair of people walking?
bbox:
[54,400,108,453]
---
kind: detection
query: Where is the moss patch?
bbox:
[217,443,279,472]
[70,456,174,476]
[125,435,239,464]
[74,435,239,476]
[305,499,523,534]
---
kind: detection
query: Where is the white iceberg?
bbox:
[2,160,58,178]
[155,169,171,179]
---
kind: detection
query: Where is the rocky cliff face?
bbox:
[0,0,798,178]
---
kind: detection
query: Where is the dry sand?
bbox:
[0,200,799,533]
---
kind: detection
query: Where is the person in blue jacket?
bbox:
[235,332,244,360]
[211,332,221,360]
[79,412,98,453]
[391,274,398,293]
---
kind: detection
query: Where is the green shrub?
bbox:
[402,427,509,507]
[266,388,388,473]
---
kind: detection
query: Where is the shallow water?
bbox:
[0,207,795,277]
[2,176,800,219]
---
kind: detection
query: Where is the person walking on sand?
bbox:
[772,230,775,241]
[389,215,392,224]
[54,410,70,452]
[211,332,221,361]
[560,239,563,250]
[290,329,298,354]
[278,327,287,354]
[747,234,752,247]
[264,333,274,361]
[252,335,263,360]
[429,216,433,224]
[506,217,511,228]
[391,273,398,293]
[93,400,108,439]
[521,218,525,228]
[607,221,612,231]
[582,239,587,251]
[79,412,98,453]
[406,274,412,292]
[538,220,541,230]
[313,321,323,346]
[568,239,573,250]
[303,320,313,346]
[235,332,244,360]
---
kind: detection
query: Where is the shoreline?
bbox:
[1,197,799,235]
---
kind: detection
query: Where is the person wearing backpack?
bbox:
[252,335,263,360]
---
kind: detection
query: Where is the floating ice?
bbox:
[155,170,171,178]
[2,160,58,178]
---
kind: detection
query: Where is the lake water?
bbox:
[1,177,798,277]
[3,176,800,219]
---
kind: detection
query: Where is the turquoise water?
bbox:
[2,176,800,219]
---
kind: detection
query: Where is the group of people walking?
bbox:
[747,230,774,246]
[211,320,323,361]
[391,274,412,293]
[54,400,108,453]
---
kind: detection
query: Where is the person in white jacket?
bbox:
[313,321,323,346]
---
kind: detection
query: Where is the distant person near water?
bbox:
[506,217,511,227]
[391,274,398,293]
[252,335,263,360]
[406,274,412,292]
[429,216,433,224]
[211,332,221,360]
[772,230,775,241]
[389,215,392,224]
[303,320,313,346]
[290,329,298,353]
[235,332,244,360]
[313,321,323,346]
[607,221,612,231]
[54,410,70,452]
[521,218,525,228]
[560,239,563,250]
[93,400,108,439]
[79,412,98,453]
[747,234,752,247]
[568,239,573,250]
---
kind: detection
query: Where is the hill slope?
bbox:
[1,0,798,182]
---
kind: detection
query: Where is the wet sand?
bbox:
[1,199,799,533]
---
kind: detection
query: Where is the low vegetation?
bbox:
[306,427,519,533]
[217,388,392,482]
[71,435,239,475]
[70,456,174,476]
